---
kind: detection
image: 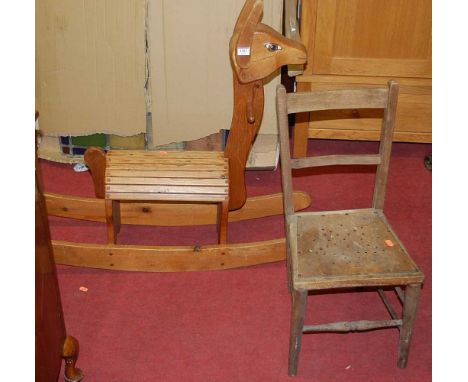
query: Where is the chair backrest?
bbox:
[276,80,399,219]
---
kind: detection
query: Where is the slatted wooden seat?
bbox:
[104,150,229,244]
[276,81,425,376]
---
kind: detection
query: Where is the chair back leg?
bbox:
[289,289,308,376]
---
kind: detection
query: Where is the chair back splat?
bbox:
[276,80,424,376]
[277,81,399,218]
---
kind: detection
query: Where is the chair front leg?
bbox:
[217,200,229,244]
[398,283,422,368]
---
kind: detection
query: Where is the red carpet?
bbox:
[40,140,432,381]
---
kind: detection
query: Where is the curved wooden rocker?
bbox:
[47,0,309,272]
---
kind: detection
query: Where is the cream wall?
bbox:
[36,0,147,137]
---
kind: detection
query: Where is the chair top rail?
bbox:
[287,88,388,114]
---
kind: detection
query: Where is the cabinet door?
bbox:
[307,0,432,78]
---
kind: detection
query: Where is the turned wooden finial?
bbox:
[62,336,84,382]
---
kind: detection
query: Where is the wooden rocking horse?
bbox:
[44,0,310,271]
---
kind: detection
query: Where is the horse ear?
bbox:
[233,0,263,69]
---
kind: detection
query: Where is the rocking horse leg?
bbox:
[105,199,118,244]
[62,336,84,382]
[217,200,229,244]
[84,146,106,199]
[113,199,121,235]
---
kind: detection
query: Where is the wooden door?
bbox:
[308,0,432,78]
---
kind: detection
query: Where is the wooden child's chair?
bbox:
[276,81,424,376]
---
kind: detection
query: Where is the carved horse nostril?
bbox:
[264,42,282,52]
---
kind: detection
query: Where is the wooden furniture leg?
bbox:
[289,289,308,376]
[398,284,421,368]
[105,199,117,244]
[217,200,229,244]
[113,199,121,235]
[62,336,84,382]
[286,246,293,294]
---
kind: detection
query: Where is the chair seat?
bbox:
[105,150,229,203]
[291,209,424,290]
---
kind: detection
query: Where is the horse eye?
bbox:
[264,42,282,52]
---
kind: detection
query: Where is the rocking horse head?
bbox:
[224,0,307,211]
[230,0,307,83]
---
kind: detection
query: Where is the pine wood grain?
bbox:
[104,150,230,244]
[294,0,432,143]
[225,0,307,210]
[44,191,312,226]
[52,239,286,272]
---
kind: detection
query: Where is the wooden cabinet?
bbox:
[36,167,66,382]
[36,136,83,382]
[294,0,431,155]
